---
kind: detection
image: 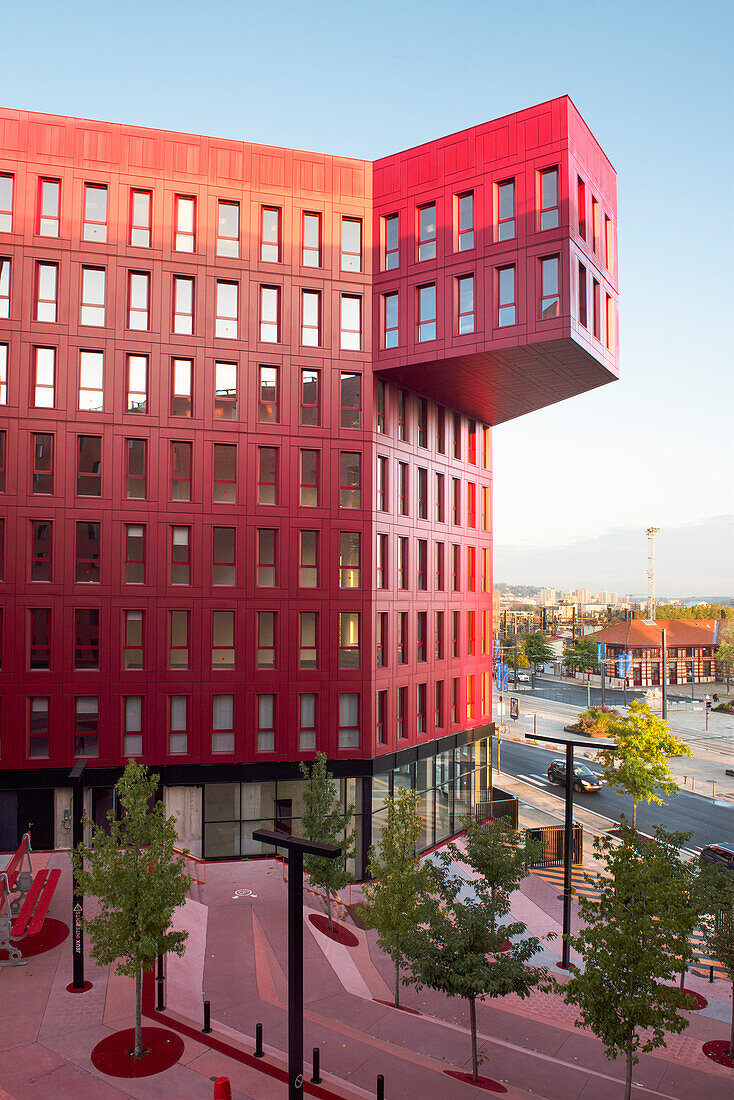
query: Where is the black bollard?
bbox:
[311,1046,321,1084]
[156,954,165,1011]
[254,1022,264,1057]
[710,965,714,983]
[377,1073,385,1099]
[202,999,212,1034]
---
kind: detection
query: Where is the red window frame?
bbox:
[467,545,476,591]
[592,196,600,254]
[468,420,477,465]
[417,610,427,659]
[497,179,515,241]
[301,289,320,347]
[74,608,100,669]
[128,271,150,331]
[398,537,408,590]
[577,177,586,240]
[397,685,407,738]
[467,675,476,720]
[0,429,4,492]
[213,527,236,586]
[397,388,407,441]
[170,441,192,501]
[376,532,387,588]
[435,611,444,659]
[417,540,427,591]
[298,530,318,587]
[76,434,101,497]
[417,283,436,341]
[606,293,614,352]
[216,200,239,258]
[125,438,146,499]
[30,607,51,669]
[169,610,189,669]
[260,285,280,342]
[260,206,281,262]
[300,368,319,426]
[75,521,101,583]
[497,264,516,327]
[398,612,408,664]
[540,255,560,319]
[32,432,53,494]
[256,529,276,587]
[35,262,58,322]
[457,274,474,334]
[258,365,279,423]
[38,178,60,237]
[376,380,386,433]
[578,261,588,328]
[214,360,237,420]
[33,347,55,408]
[539,167,559,230]
[436,472,445,522]
[452,478,460,525]
[383,291,399,353]
[377,455,388,511]
[457,191,474,251]
[212,610,235,670]
[341,217,362,272]
[215,281,238,339]
[435,542,444,590]
[171,357,192,417]
[339,531,360,587]
[417,467,427,519]
[29,697,49,758]
[340,371,361,429]
[376,689,386,744]
[452,611,460,657]
[299,611,317,669]
[339,452,360,508]
[299,693,317,751]
[417,398,428,447]
[173,275,194,335]
[78,350,104,413]
[174,195,195,252]
[434,681,444,729]
[170,525,190,585]
[605,215,613,274]
[80,266,105,327]
[418,203,436,261]
[257,611,276,669]
[340,294,362,351]
[83,184,107,243]
[302,211,321,267]
[416,683,426,734]
[398,462,408,516]
[384,213,399,269]
[75,696,99,758]
[213,443,237,504]
[257,446,278,505]
[436,405,446,452]
[593,278,601,339]
[0,257,9,319]
[168,695,189,754]
[0,174,12,231]
[299,449,319,506]
[452,545,460,592]
[467,482,476,528]
[123,610,143,669]
[376,613,387,668]
[130,188,151,247]
[30,520,51,581]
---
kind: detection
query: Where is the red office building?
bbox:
[0,98,617,869]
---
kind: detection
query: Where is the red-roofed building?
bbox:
[589,621,721,687]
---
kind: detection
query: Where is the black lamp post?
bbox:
[69,759,87,991]
[252,828,341,1099]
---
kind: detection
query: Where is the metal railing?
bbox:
[474,797,519,830]
[525,823,583,867]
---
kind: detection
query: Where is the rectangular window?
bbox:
[540,256,560,319]
[171,357,192,417]
[171,441,192,501]
[175,196,195,252]
[36,262,58,322]
[124,696,143,756]
[467,483,476,528]
[261,206,280,262]
[0,429,3,491]
[124,354,146,414]
[468,420,477,465]
[376,532,387,588]
[338,693,359,748]
[301,289,320,346]
[457,275,474,334]
[377,455,387,511]
[398,462,408,515]
[38,179,60,237]
[606,293,614,352]
[34,347,55,408]
[452,610,460,656]
[467,675,476,720]
[299,612,317,669]
[83,184,107,242]
[498,265,516,326]
[417,540,427,590]
[593,278,601,339]
[257,611,275,668]
[300,368,319,426]
[75,696,99,758]
[299,449,319,507]
[435,610,444,658]
[215,361,237,420]
[212,610,235,669]
[169,610,189,669]
[376,690,386,745]
[128,272,150,330]
[213,527,236,586]
[130,189,151,247]
[435,541,444,590]
[217,200,239,258]
[452,545,460,592]
[0,174,13,232]
[33,432,53,494]
[77,435,101,496]
[31,521,51,581]
[340,295,361,350]
[169,695,188,754]
[417,467,427,519]
[258,365,278,423]
[76,522,100,582]
[578,261,587,327]
[481,547,490,590]
[124,524,144,583]
[213,443,236,504]
[418,203,436,261]
[605,215,613,273]
[340,452,361,508]
[302,212,321,267]
[256,529,275,586]
[397,685,407,738]
[260,286,280,342]
[384,213,399,269]
[436,405,445,453]
[577,177,586,239]
[457,192,474,250]
[417,611,427,660]
[126,438,146,499]
[376,613,387,668]
[124,610,143,669]
[436,472,445,522]
[75,608,99,670]
[482,672,490,716]
[299,530,317,587]
[299,693,316,751]
[467,610,476,655]
[339,531,360,587]
[418,284,436,341]
[434,681,444,730]
[539,168,559,230]
[30,608,51,669]
[397,389,407,441]
[452,478,460,525]
[416,683,426,734]
[29,699,49,759]
[497,179,515,240]
[257,695,274,752]
[173,276,194,335]
[216,281,238,339]
[341,217,362,272]
[0,258,9,319]
[398,537,408,590]
[170,526,190,584]
[592,196,600,254]
[210,695,235,753]
[79,350,103,411]
[258,446,277,504]
[340,371,361,429]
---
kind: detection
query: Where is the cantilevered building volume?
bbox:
[0,98,617,870]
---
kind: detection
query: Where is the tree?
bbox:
[562,825,692,1100]
[523,631,556,667]
[404,818,548,1082]
[596,701,692,831]
[299,752,356,931]
[715,622,734,691]
[362,789,433,1008]
[562,635,597,673]
[573,706,619,736]
[72,761,190,1060]
[698,867,734,1057]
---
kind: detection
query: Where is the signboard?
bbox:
[617,653,633,678]
[495,661,509,691]
[510,698,519,720]
[597,643,602,662]
[493,640,503,660]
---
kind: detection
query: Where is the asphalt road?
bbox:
[496,738,734,853]
[509,676,723,710]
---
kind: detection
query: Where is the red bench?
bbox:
[0,833,61,965]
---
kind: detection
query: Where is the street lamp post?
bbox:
[69,760,87,992]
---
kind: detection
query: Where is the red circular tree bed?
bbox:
[702,1040,734,1069]
[445,1069,507,1092]
[0,918,68,961]
[308,913,359,946]
[91,1027,185,1078]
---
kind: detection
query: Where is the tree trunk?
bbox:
[624,1047,633,1100]
[679,963,686,991]
[326,889,333,932]
[469,995,478,1082]
[631,798,637,833]
[394,960,400,1009]
[134,966,143,1058]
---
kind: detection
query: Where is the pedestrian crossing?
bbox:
[530,864,602,902]
[689,930,727,979]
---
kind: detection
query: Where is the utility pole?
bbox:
[661,627,668,721]
[646,527,660,620]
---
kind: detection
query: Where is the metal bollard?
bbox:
[311,1046,321,1083]
[710,965,714,983]
[691,776,695,791]
[712,781,716,800]
[156,954,165,1011]
[377,1073,385,1099]
[202,999,212,1034]
[254,1022,264,1057]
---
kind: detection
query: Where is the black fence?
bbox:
[525,823,583,867]
[474,793,519,830]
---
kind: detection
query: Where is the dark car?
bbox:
[547,759,603,793]
[699,844,734,872]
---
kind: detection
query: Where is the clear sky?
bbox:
[3,0,732,594]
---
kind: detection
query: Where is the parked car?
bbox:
[699,843,734,872]
[515,672,530,683]
[547,759,603,793]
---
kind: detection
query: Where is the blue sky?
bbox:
[3,0,732,594]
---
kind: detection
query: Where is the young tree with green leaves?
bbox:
[562,635,597,673]
[698,866,734,1057]
[563,825,692,1100]
[523,631,556,668]
[72,761,190,1060]
[715,622,734,691]
[362,789,432,1008]
[299,752,356,931]
[596,700,691,830]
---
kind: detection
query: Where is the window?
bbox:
[605,215,613,273]
[384,213,399,269]
[169,610,189,669]
[540,256,560,319]
[467,483,476,528]
[376,690,386,745]
[36,262,57,322]
[29,698,49,758]
[125,524,144,583]
[299,530,317,587]
[468,420,477,465]
[452,544,460,592]
[376,532,387,588]
[30,608,51,669]
[398,536,408,589]
[376,613,387,668]
[33,433,53,494]
[481,672,490,716]
[417,398,428,447]
[481,548,489,591]
[376,381,386,433]
[457,275,474,334]
[452,610,460,656]
[213,443,236,503]
[256,529,275,586]
[452,477,460,524]
[38,179,60,237]
[299,289,321,347]
[170,526,190,584]
[299,612,317,669]
[0,258,9,318]
[171,441,192,501]
[257,695,275,752]
[418,203,436,261]
[578,262,587,327]
[467,610,476,654]
[128,272,150,330]
[76,522,101,582]
[436,472,445,522]
[539,168,559,230]
[416,683,426,734]
[435,610,444,658]
[434,681,444,729]
[257,611,275,668]
[126,438,146,498]
[339,531,360,587]
[340,372,361,428]
[593,278,601,339]
[77,435,101,496]
[397,389,407,441]
[398,462,408,515]
[592,196,600,254]
[340,452,361,508]
[79,350,103,411]
[0,175,12,232]
[606,293,614,352]
[261,206,280,262]
[123,610,143,669]
[33,347,55,407]
[417,467,427,519]
[174,196,195,252]
[75,696,99,757]
[417,540,427,590]
[173,276,194,335]
[212,611,235,669]
[302,212,321,267]
[217,200,239,257]
[260,286,280,342]
[171,358,192,417]
[397,685,407,738]
[436,405,445,453]
[75,609,99,669]
[482,487,490,532]
[169,696,188,754]
[577,177,586,239]
[83,184,107,242]
[300,368,319,426]
[497,179,515,240]
[457,192,474,250]
[467,675,476,720]
[435,542,444,590]
[130,189,151,247]
[123,354,146,414]
[124,696,143,756]
[299,449,319,506]
[417,610,427,660]
[418,284,436,341]
[213,527,236,586]
[258,446,277,504]
[341,217,362,272]
[338,693,359,748]
[215,361,237,420]
[497,265,515,326]
[0,430,3,491]
[31,521,51,581]
[216,281,238,339]
[340,295,361,350]
[210,695,234,753]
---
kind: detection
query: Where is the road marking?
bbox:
[517,774,546,788]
